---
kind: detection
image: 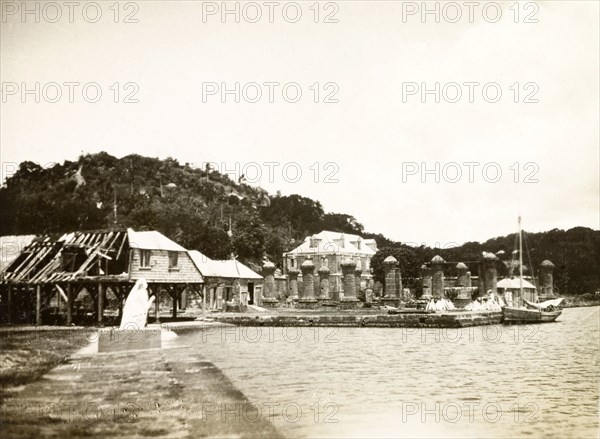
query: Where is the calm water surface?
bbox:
[179,307,599,438]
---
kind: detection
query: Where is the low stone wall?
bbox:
[214,311,502,328]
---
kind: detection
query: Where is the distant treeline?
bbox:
[1,152,598,295]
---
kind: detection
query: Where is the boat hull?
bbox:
[502,306,562,324]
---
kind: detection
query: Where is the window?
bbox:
[140,250,151,268]
[169,251,179,269]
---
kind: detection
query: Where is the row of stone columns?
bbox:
[261,258,366,308]
[263,255,557,308]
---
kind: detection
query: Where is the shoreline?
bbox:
[0,328,283,439]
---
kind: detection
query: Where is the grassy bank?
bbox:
[1,327,282,438]
[0,329,94,401]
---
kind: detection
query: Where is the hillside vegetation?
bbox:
[1,152,598,295]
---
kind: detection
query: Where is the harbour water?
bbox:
[179,306,600,438]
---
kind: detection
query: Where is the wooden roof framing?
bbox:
[0,229,130,285]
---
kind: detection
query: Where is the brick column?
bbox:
[318,267,330,301]
[340,258,359,309]
[262,261,278,308]
[431,255,445,299]
[288,267,300,301]
[298,259,318,309]
[420,264,432,299]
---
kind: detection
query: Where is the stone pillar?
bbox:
[340,258,359,309]
[262,261,278,308]
[456,263,468,287]
[397,268,404,302]
[539,260,555,299]
[465,271,472,288]
[482,253,498,295]
[288,267,300,301]
[382,256,399,307]
[420,264,432,299]
[318,267,330,301]
[355,267,363,301]
[431,255,445,299]
[97,283,105,325]
[298,259,318,308]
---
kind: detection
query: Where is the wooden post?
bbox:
[66,284,73,325]
[7,286,13,324]
[36,285,42,326]
[117,286,124,321]
[97,283,104,326]
[56,286,61,315]
[172,287,178,319]
[202,284,206,314]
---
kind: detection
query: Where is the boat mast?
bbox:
[519,216,523,306]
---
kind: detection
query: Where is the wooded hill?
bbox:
[1,152,598,295]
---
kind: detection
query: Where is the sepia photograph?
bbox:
[0,1,599,438]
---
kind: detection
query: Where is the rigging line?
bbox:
[523,230,537,289]
[509,232,518,278]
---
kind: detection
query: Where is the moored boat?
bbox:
[502,305,562,324]
[501,217,564,324]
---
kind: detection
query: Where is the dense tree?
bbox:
[370,245,422,288]
[322,213,364,235]
[1,152,598,294]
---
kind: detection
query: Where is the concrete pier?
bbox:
[214,310,503,328]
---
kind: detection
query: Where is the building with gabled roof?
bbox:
[188,250,262,309]
[283,231,378,301]
[0,228,203,325]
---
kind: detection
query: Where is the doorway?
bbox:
[248,282,254,305]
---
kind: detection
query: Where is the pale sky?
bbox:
[1,0,598,245]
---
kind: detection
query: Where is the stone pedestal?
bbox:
[298,259,319,309]
[262,261,279,308]
[98,328,161,353]
[340,258,360,309]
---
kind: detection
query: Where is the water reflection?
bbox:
[179,307,599,438]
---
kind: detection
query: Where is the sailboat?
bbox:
[502,217,563,324]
